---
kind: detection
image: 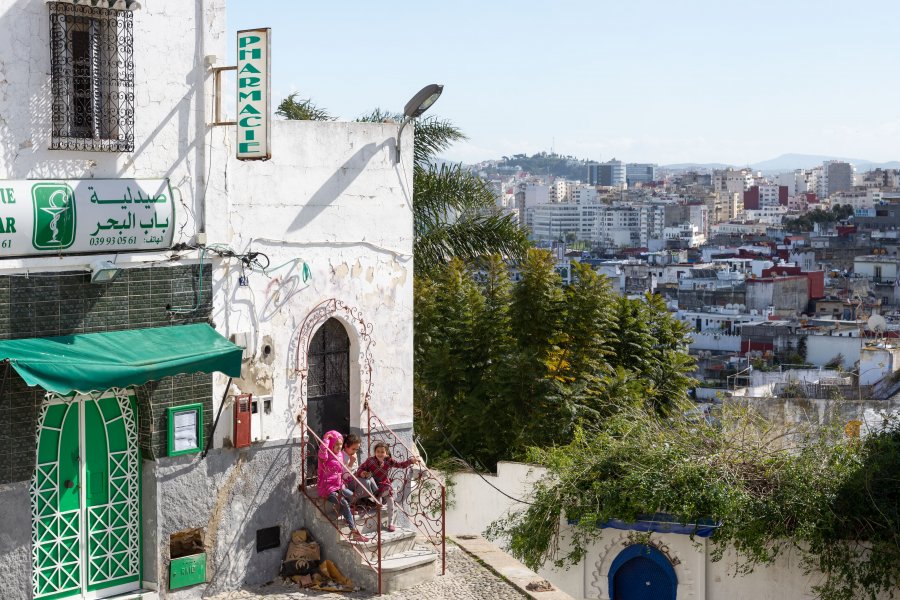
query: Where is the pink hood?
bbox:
[317,430,344,497]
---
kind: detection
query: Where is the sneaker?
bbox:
[385,524,396,533]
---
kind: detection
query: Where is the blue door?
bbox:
[609,544,677,600]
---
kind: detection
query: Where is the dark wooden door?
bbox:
[306,318,350,439]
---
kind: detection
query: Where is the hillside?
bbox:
[481,153,596,181]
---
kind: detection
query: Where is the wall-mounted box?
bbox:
[251,394,273,442]
[170,552,207,589]
[233,393,252,449]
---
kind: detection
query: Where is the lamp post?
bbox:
[395,84,443,163]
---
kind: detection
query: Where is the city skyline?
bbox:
[228,0,900,166]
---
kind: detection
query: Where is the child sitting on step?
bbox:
[317,430,369,542]
[355,441,419,532]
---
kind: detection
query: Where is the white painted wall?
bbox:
[208,120,415,445]
[446,461,895,600]
[0,0,223,268]
[0,0,415,441]
[805,334,860,368]
[689,332,741,352]
[859,345,900,386]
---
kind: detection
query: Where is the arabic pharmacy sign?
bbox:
[0,179,174,258]
[236,28,271,161]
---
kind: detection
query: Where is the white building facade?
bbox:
[0,2,426,598]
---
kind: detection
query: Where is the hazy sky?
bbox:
[228,1,900,166]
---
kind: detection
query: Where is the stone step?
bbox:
[336,527,418,558]
[102,590,158,600]
[300,487,438,593]
[380,547,439,594]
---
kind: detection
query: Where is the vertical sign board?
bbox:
[236,28,271,161]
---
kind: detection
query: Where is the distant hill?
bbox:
[478,153,596,181]
[663,154,900,174]
[662,162,733,171]
[469,152,900,179]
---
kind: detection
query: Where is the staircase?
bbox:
[296,404,446,594]
[299,491,438,593]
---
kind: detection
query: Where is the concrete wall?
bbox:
[0,482,30,600]
[737,396,900,429]
[444,462,545,537]
[146,442,305,598]
[860,345,900,386]
[445,461,896,600]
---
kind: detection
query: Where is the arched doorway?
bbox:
[609,544,677,600]
[306,318,351,439]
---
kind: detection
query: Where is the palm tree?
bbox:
[358,110,530,274]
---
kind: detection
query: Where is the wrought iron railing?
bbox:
[366,407,447,575]
[298,408,383,595]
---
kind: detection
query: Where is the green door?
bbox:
[31,391,141,600]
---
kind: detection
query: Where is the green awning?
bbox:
[0,324,242,394]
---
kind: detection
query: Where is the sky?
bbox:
[228,1,900,166]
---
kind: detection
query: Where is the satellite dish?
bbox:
[868,314,887,332]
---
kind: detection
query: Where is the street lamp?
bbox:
[395,84,443,163]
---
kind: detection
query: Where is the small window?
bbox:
[49,2,134,151]
[168,404,204,456]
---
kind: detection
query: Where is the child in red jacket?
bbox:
[355,441,419,532]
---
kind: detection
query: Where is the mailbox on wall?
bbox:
[233,393,252,449]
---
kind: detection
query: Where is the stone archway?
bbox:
[289,298,375,433]
[587,532,698,600]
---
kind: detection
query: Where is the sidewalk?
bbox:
[207,540,527,599]
[451,535,576,600]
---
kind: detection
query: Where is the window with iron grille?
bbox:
[49,2,134,152]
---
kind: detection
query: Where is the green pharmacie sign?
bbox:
[0,179,174,258]
[236,28,271,161]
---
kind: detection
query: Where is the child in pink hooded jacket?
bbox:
[317,430,368,542]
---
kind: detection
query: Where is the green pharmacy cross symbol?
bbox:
[32,183,76,250]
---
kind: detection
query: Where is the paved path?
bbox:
[208,541,527,599]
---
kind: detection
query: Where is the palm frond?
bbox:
[415,213,529,276]
[414,164,497,219]
[276,93,334,121]
[412,116,465,171]
[356,108,401,123]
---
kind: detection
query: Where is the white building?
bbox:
[530,202,598,242]
[712,168,754,194]
[710,221,768,236]
[743,205,788,225]
[0,2,437,598]
[663,223,706,248]
[833,189,882,211]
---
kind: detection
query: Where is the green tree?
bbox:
[413,258,484,460]
[470,254,521,461]
[415,253,698,469]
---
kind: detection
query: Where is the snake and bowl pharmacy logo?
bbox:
[32,182,76,250]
